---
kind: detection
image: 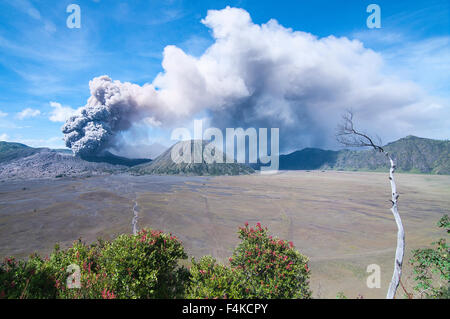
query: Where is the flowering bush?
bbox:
[188,223,311,299]
[0,224,311,299]
[0,229,188,299]
[231,222,311,298]
[0,255,57,299]
[187,256,243,298]
[100,229,189,298]
[48,240,112,299]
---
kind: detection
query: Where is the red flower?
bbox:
[102,289,116,299]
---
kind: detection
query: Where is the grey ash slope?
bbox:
[0,140,253,180]
[0,142,129,180]
[0,149,127,180]
[131,140,254,176]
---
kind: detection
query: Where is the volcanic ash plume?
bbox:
[62,75,155,157]
[63,7,447,156]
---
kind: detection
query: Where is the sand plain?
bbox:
[0,171,448,298]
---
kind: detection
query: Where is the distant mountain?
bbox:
[1,136,447,179]
[277,136,449,174]
[112,143,168,160]
[0,141,44,164]
[131,140,254,176]
[279,148,338,170]
[81,151,151,167]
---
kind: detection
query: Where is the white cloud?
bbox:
[16,108,41,120]
[49,101,80,122]
[0,110,7,117]
[0,133,9,141]
[63,7,450,155]
[140,117,162,127]
[155,7,449,147]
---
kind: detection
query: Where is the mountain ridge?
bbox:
[277,135,449,174]
[1,135,448,178]
[80,151,152,167]
[131,140,255,176]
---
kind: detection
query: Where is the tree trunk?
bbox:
[385,153,405,299]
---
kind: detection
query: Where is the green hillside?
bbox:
[0,141,43,164]
[333,136,450,174]
[279,136,449,174]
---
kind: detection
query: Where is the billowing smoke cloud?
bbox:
[63,7,449,156]
[63,76,160,156]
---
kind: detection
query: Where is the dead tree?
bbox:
[336,110,405,299]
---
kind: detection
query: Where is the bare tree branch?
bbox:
[336,110,405,299]
[336,110,384,152]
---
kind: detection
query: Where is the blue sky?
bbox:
[0,0,448,150]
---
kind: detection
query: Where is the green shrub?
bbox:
[0,224,311,299]
[187,223,311,299]
[0,255,57,299]
[187,256,243,298]
[48,240,111,299]
[0,229,189,299]
[100,229,189,298]
[410,214,449,299]
[230,222,311,298]
[336,291,347,299]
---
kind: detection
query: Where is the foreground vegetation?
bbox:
[1,215,447,299]
[0,223,311,299]
[409,215,449,299]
